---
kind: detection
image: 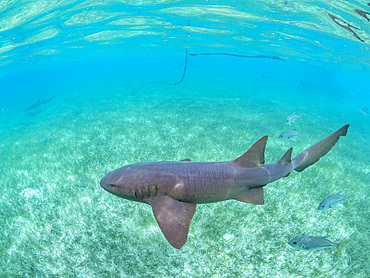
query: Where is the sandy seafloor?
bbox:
[0,61,369,277]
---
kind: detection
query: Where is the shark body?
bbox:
[100,124,349,249]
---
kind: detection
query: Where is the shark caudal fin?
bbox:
[292,124,349,172]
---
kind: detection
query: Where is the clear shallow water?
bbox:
[0,1,369,277]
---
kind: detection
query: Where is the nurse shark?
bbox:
[100,124,349,249]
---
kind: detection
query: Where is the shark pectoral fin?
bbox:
[149,195,196,249]
[235,187,264,205]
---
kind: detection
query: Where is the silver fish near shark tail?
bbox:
[285,112,303,125]
[288,236,349,254]
[100,124,349,249]
[278,130,301,141]
[288,236,338,251]
[318,192,349,210]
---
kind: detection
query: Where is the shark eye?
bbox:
[293,242,297,245]
[109,184,117,187]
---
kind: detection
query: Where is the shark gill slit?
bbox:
[152,184,158,198]
[135,184,158,200]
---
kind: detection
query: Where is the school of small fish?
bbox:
[279,112,302,141]
[288,190,350,254]
[282,113,350,254]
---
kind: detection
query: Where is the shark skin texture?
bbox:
[100,124,349,249]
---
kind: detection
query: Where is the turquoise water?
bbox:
[1,1,369,277]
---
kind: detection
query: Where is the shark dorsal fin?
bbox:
[277,147,293,166]
[149,195,196,249]
[234,136,267,168]
[181,158,191,161]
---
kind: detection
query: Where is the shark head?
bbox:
[100,164,159,202]
[100,167,134,200]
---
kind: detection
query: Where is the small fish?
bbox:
[359,106,368,117]
[80,177,95,186]
[288,236,348,254]
[278,130,301,141]
[285,112,302,125]
[318,192,349,210]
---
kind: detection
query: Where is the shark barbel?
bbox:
[100,124,349,249]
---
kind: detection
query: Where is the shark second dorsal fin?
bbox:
[277,147,293,166]
[234,136,268,168]
[149,195,196,249]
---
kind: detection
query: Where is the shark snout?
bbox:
[100,171,116,191]
[100,168,135,200]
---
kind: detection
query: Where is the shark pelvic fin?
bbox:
[277,147,292,166]
[234,187,264,205]
[234,136,267,168]
[149,195,196,249]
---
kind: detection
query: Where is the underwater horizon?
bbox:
[0,1,369,277]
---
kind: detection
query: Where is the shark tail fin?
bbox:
[292,125,349,172]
